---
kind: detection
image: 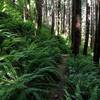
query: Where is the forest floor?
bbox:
[50,54,68,100]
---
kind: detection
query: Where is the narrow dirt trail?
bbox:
[50,54,69,100]
[58,54,69,85]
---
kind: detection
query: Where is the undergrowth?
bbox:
[0,11,67,100]
[65,55,100,100]
[0,9,99,100]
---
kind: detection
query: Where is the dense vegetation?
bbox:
[0,0,100,100]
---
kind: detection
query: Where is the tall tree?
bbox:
[51,0,55,34]
[90,0,95,49]
[57,0,61,35]
[93,0,100,65]
[83,2,90,55]
[35,0,43,31]
[71,0,81,56]
[68,0,71,36]
[45,0,48,21]
[62,0,66,33]
[23,0,30,21]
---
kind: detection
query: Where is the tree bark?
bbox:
[71,0,81,56]
[57,0,61,35]
[90,0,95,49]
[83,3,90,55]
[62,0,66,33]
[23,0,30,21]
[51,0,55,34]
[35,0,43,31]
[93,0,100,65]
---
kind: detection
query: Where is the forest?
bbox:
[0,0,100,100]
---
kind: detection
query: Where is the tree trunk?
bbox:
[71,0,81,56]
[62,0,66,33]
[68,0,71,36]
[83,3,90,55]
[45,0,48,20]
[51,0,55,34]
[57,0,61,35]
[35,0,43,31]
[93,0,100,65]
[23,0,30,21]
[90,0,94,49]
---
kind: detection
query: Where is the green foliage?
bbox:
[0,34,62,100]
[0,12,10,19]
[40,25,51,37]
[0,59,61,100]
[7,21,35,37]
[55,36,71,54]
[0,1,4,11]
[0,19,35,38]
[65,55,100,100]
[0,11,64,100]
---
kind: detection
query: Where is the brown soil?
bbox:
[49,54,69,100]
